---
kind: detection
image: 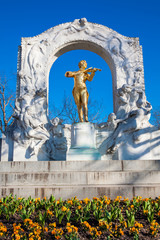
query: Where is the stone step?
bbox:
[0,185,160,200]
[1,161,160,200]
[0,160,160,173]
[1,170,160,186]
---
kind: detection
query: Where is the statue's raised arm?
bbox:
[65,71,76,78]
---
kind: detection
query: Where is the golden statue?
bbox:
[65,60,101,122]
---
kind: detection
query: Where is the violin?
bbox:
[74,67,101,75]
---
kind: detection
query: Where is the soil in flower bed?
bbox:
[0,195,160,239]
[0,213,159,239]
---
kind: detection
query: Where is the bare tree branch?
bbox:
[0,75,16,134]
[49,91,107,124]
[152,108,160,127]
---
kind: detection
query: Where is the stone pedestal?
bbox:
[67,122,101,160]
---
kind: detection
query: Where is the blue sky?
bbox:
[0,0,160,122]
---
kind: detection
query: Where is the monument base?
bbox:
[67,148,101,161]
[1,160,160,199]
[67,122,101,161]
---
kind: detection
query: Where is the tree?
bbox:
[151,108,160,127]
[49,92,108,124]
[0,75,15,134]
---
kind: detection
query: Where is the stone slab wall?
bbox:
[0,160,160,199]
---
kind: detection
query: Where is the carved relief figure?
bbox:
[65,60,101,122]
[23,106,49,154]
[103,86,152,153]
[98,113,119,131]
[27,40,50,89]
[116,84,132,119]
[12,88,50,154]
[109,37,125,60]
[109,36,142,85]
[133,67,143,85]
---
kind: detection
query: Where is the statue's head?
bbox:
[26,106,34,115]
[108,113,116,121]
[122,84,132,93]
[78,60,87,69]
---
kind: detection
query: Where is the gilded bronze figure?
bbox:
[65,60,101,122]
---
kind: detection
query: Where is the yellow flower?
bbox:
[67,228,72,233]
[119,228,124,235]
[51,229,56,235]
[67,200,73,205]
[61,206,67,212]
[83,198,90,204]
[15,234,21,240]
[106,224,110,229]
[150,226,155,231]
[82,221,92,231]
[124,197,129,201]
[47,209,53,216]
[143,210,148,214]
[49,222,56,228]
[93,197,99,200]
[97,230,102,236]
[114,196,122,202]
[106,200,111,205]
[131,227,136,232]
[35,198,40,203]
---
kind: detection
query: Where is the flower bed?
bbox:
[0,194,160,239]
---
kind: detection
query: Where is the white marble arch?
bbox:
[17,18,144,115]
[2,18,160,162]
